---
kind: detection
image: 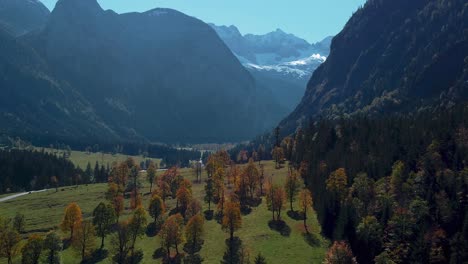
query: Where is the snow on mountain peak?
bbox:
[285,54,327,66]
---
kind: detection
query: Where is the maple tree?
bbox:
[60,202,83,240]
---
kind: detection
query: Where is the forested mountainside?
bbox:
[293,105,468,263]
[211,23,332,111]
[229,0,468,262]
[0,0,49,36]
[0,26,119,142]
[281,0,468,132]
[0,0,286,144]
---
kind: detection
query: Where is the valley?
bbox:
[0,0,467,263]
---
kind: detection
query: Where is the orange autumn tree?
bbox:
[61,202,83,240]
[72,220,96,261]
[222,201,242,241]
[299,189,313,233]
[285,170,301,212]
[160,214,185,258]
[185,214,204,254]
[325,241,357,264]
[130,191,142,210]
[176,186,192,218]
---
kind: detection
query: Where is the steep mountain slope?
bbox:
[211,24,331,111]
[0,27,119,143]
[12,0,285,143]
[281,0,468,130]
[0,0,49,36]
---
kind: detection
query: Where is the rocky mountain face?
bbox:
[210,24,332,111]
[0,0,50,36]
[0,0,286,144]
[281,0,468,131]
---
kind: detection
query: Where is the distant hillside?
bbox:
[0,0,49,36]
[211,24,332,111]
[281,0,468,131]
[0,0,286,144]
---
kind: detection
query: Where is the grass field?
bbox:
[0,161,328,264]
[40,148,161,169]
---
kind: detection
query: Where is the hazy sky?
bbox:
[41,0,366,43]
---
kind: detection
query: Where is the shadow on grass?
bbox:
[113,250,143,264]
[82,249,108,264]
[268,220,291,237]
[62,239,71,250]
[287,210,305,220]
[303,232,321,247]
[169,207,181,216]
[183,240,204,255]
[153,247,166,259]
[184,254,203,264]
[204,210,214,221]
[146,222,162,237]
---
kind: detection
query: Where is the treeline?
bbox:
[1,135,201,168]
[0,149,82,193]
[283,105,468,263]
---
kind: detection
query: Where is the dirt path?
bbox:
[0,189,48,203]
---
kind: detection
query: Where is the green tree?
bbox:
[356,216,382,263]
[43,232,62,264]
[13,213,25,234]
[21,234,43,264]
[93,202,117,248]
[0,229,21,264]
[112,221,131,264]
[147,161,158,193]
[128,207,148,257]
[204,177,215,211]
[148,194,165,224]
[284,171,301,212]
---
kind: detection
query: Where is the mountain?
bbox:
[0,0,287,144]
[0,0,49,36]
[0,26,119,143]
[281,0,468,131]
[210,24,332,111]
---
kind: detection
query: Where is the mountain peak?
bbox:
[53,0,102,14]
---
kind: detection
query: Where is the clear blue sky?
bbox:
[41,0,366,43]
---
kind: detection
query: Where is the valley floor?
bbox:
[0,160,328,264]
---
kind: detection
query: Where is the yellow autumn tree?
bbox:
[60,202,83,240]
[299,189,313,233]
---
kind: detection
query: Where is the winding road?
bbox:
[0,189,48,203]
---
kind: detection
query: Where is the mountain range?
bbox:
[0,0,290,144]
[210,24,332,111]
[280,0,468,132]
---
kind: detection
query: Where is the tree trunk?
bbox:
[150,182,153,194]
[175,242,179,255]
[304,209,309,233]
[101,235,105,249]
[290,199,294,212]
